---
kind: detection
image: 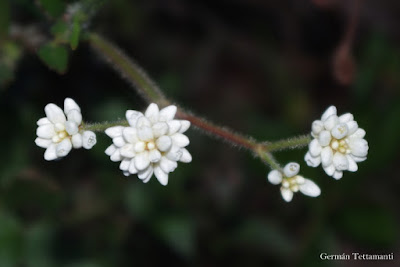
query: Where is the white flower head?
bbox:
[35,98,97,160]
[305,106,369,179]
[267,162,321,202]
[105,103,192,186]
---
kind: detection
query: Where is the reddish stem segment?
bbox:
[176,110,258,151]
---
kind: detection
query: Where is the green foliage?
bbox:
[156,217,196,259]
[38,0,66,18]
[0,42,22,87]
[0,212,23,267]
[70,17,81,50]
[337,207,398,247]
[0,0,10,40]
[38,43,68,73]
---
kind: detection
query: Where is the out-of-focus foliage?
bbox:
[0,0,400,266]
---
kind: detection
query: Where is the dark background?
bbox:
[0,0,399,266]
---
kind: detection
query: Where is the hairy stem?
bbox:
[87,32,311,169]
[89,33,169,106]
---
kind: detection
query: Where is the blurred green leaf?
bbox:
[0,0,10,40]
[70,17,81,50]
[234,219,294,257]
[337,207,398,247]
[156,217,195,259]
[124,182,154,220]
[51,20,69,41]
[0,211,23,267]
[38,0,65,17]
[0,64,14,87]
[38,43,68,73]
[24,223,54,267]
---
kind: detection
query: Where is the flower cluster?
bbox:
[105,103,192,185]
[305,106,369,179]
[35,98,96,160]
[267,162,321,202]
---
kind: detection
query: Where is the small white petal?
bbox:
[148,149,162,163]
[159,105,177,122]
[267,170,283,185]
[37,117,51,126]
[113,136,125,147]
[120,144,136,158]
[333,152,349,171]
[137,126,154,141]
[323,115,338,131]
[45,103,66,124]
[56,139,72,157]
[129,159,138,174]
[122,127,138,144]
[323,164,335,176]
[346,155,358,172]
[138,166,153,180]
[44,144,57,161]
[339,113,354,123]
[152,122,168,138]
[167,120,181,135]
[66,109,82,125]
[346,121,358,135]
[321,147,333,167]
[304,152,321,167]
[283,162,300,177]
[64,98,81,114]
[280,188,293,202]
[331,123,348,139]
[35,137,52,148]
[71,134,83,148]
[141,166,154,183]
[134,151,150,171]
[179,148,192,163]
[110,149,122,162]
[311,120,324,135]
[123,171,130,177]
[160,157,177,173]
[332,171,343,180]
[171,133,190,147]
[318,130,332,147]
[156,136,172,152]
[178,120,190,133]
[351,155,367,162]
[154,166,169,186]
[82,131,96,149]
[134,141,146,153]
[105,144,117,156]
[65,121,79,135]
[299,179,321,197]
[136,116,151,128]
[321,106,337,121]
[166,145,183,161]
[54,122,65,132]
[349,138,369,157]
[145,103,159,123]
[105,126,124,138]
[309,139,322,157]
[37,124,56,139]
[351,128,366,139]
[126,110,144,127]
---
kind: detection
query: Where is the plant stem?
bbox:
[265,135,311,152]
[89,33,169,106]
[87,32,311,169]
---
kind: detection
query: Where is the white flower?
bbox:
[105,103,192,186]
[267,162,321,202]
[305,106,369,179]
[35,98,97,160]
